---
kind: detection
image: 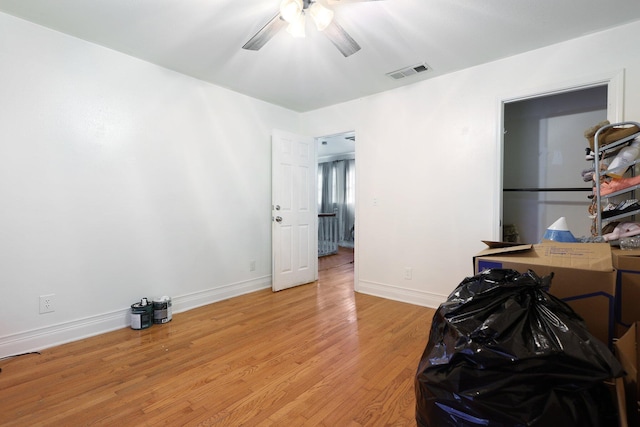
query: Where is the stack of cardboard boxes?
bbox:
[612,248,640,427]
[474,241,639,425]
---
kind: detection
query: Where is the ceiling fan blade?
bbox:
[242,13,287,51]
[323,21,361,57]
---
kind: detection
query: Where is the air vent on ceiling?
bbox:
[386,63,430,80]
[345,136,355,141]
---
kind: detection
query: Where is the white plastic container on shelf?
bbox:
[605,137,640,178]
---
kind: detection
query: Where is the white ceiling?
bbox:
[318,131,355,159]
[2,0,640,112]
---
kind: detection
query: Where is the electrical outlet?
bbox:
[404,267,412,280]
[250,260,256,271]
[39,294,55,314]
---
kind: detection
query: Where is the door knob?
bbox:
[275,216,283,223]
[275,205,281,211]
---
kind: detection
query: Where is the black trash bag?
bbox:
[415,268,624,427]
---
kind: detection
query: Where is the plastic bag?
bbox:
[415,268,623,427]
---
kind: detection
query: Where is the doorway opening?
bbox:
[502,85,610,243]
[317,131,355,270]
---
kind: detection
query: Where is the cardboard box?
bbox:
[614,377,628,427]
[614,322,639,427]
[611,248,640,270]
[612,249,640,334]
[474,241,616,346]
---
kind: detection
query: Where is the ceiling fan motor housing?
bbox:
[245,0,377,57]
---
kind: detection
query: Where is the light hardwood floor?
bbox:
[0,258,435,426]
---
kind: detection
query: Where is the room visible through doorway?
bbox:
[317,131,356,270]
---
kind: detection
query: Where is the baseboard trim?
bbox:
[356,279,446,309]
[0,276,272,358]
[172,276,272,314]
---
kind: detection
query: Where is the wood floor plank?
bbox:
[0,255,435,426]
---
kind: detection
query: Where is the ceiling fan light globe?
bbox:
[309,2,334,31]
[280,0,303,23]
[286,13,307,38]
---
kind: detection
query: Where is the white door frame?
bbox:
[496,70,625,239]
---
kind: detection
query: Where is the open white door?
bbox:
[272,129,318,291]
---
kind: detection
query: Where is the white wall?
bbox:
[302,20,640,306]
[0,13,299,357]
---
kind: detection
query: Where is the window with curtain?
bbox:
[318,158,355,246]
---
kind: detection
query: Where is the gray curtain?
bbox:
[318,159,355,245]
[318,162,333,214]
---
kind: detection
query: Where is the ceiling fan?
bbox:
[242,0,383,57]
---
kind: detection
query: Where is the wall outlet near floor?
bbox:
[404,267,412,280]
[39,294,55,314]
[249,260,256,272]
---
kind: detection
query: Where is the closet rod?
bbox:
[503,188,592,192]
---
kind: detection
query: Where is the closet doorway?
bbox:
[502,85,609,244]
[317,131,355,269]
